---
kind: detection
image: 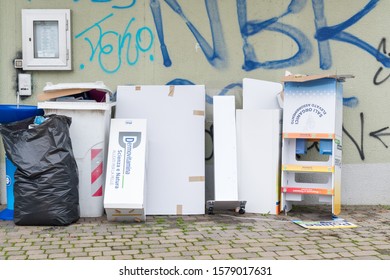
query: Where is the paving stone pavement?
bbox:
[1,205,390,260]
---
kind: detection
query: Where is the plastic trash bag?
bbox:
[0,114,79,226]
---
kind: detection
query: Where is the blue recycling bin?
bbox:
[0,104,44,220]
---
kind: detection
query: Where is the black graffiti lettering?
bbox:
[205,124,214,161]
[342,112,365,161]
[374,38,390,85]
[373,67,390,85]
[369,126,390,148]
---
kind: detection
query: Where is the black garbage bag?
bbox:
[0,114,79,226]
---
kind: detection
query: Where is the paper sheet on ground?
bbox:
[293,219,358,229]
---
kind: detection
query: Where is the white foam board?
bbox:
[243,78,283,110]
[213,96,238,201]
[104,119,147,222]
[236,109,282,214]
[115,85,205,215]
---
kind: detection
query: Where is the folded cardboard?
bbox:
[282,74,354,83]
[37,81,112,101]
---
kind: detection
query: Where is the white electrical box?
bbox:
[18,73,32,96]
[22,9,71,70]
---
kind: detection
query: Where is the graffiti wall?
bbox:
[1,0,390,204]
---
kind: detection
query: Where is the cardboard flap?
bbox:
[37,88,93,101]
[38,81,113,101]
[282,74,354,83]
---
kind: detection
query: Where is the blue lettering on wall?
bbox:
[237,0,313,70]
[312,0,390,70]
[71,0,388,88]
[150,0,227,69]
[112,0,136,10]
[150,0,172,67]
[74,0,137,9]
[75,13,154,73]
[343,97,359,108]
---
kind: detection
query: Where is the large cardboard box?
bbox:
[281,74,352,137]
[115,85,205,215]
[280,74,353,215]
[104,119,147,222]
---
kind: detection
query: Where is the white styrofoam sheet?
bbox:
[104,119,147,222]
[213,96,238,201]
[236,109,282,214]
[115,85,205,215]
[243,78,283,110]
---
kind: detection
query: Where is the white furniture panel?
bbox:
[115,85,205,215]
[236,109,282,214]
[243,78,283,110]
[213,96,238,201]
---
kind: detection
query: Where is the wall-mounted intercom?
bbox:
[18,73,32,96]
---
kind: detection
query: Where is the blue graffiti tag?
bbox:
[237,0,312,71]
[150,0,227,69]
[150,0,385,74]
[343,97,359,108]
[75,13,154,73]
[111,0,136,9]
[313,0,390,70]
[74,0,137,9]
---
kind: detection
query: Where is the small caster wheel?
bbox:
[207,207,214,215]
[239,208,245,214]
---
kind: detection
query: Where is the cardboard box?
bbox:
[103,119,147,222]
[115,85,205,215]
[281,74,353,136]
[280,74,353,215]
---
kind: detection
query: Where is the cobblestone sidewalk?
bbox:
[1,205,390,260]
